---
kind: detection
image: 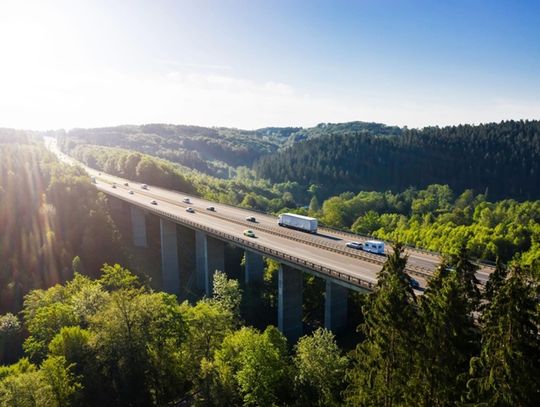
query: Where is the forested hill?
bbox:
[58,124,297,178]
[56,121,396,178]
[254,120,540,201]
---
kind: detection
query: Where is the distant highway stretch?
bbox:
[44,137,493,290]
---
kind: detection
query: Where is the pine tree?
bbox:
[484,257,507,304]
[345,244,418,406]
[447,244,480,313]
[409,268,477,406]
[466,265,540,406]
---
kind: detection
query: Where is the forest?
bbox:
[255,120,540,201]
[56,121,400,179]
[0,135,122,315]
[1,245,538,406]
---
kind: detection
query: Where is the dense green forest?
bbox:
[57,124,296,178]
[255,120,540,201]
[0,136,122,315]
[309,185,540,267]
[1,248,538,406]
[56,121,399,179]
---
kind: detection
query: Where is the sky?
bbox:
[0,0,539,130]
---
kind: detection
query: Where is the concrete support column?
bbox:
[196,231,225,296]
[324,280,348,332]
[244,251,265,285]
[278,264,303,342]
[130,206,147,247]
[160,219,180,296]
[195,231,208,292]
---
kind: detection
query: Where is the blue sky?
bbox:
[0,0,539,129]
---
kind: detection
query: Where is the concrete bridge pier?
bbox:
[130,206,147,247]
[160,218,180,296]
[196,231,226,296]
[278,264,303,343]
[244,251,265,285]
[324,280,348,332]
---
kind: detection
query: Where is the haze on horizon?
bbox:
[1,0,539,131]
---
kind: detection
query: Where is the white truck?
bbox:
[278,213,318,233]
[362,240,385,255]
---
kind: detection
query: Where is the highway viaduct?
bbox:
[44,137,493,342]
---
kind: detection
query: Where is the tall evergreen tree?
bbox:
[484,257,507,304]
[410,268,477,406]
[466,265,540,406]
[447,244,480,313]
[345,244,418,406]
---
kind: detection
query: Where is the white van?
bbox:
[363,240,385,255]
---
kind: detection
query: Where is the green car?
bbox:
[243,229,256,238]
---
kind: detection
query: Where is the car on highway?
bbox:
[410,278,420,289]
[246,216,256,222]
[124,182,129,186]
[111,184,117,189]
[150,200,158,205]
[183,198,191,204]
[128,190,134,195]
[243,229,256,238]
[206,206,215,211]
[186,207,195,213]
[346,241,363,250]
[141,184,148,190]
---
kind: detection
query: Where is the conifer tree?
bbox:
[447,244,480,313]
[484,257,507,304]
[345,244,418,406]
[466,265,540,406]
[410,268,477,406]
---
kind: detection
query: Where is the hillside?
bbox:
[0,134,122,314]
[57,124,296,178]
[56,121,396,178]
[254,120,540,201]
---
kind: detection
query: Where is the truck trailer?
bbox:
[278,213,318,233]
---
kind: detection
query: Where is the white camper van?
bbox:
[362,240,385,255]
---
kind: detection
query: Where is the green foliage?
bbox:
[58,124,296,178]
[212,272,243,327]
[346,245,418,406]
[0,356,80,407]
[315,185,540,265]
[40,356,82,407]
[0,140,122,314]
[256,120,540,202]
[466,266,540,406]
[294,328,348,406]
[410,269,477,406]
[98,263,140,291]
[212,326,291,406]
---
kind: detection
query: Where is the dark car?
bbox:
[410,278,420,289]
[246,216,256,222]
[346,241,363,250]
